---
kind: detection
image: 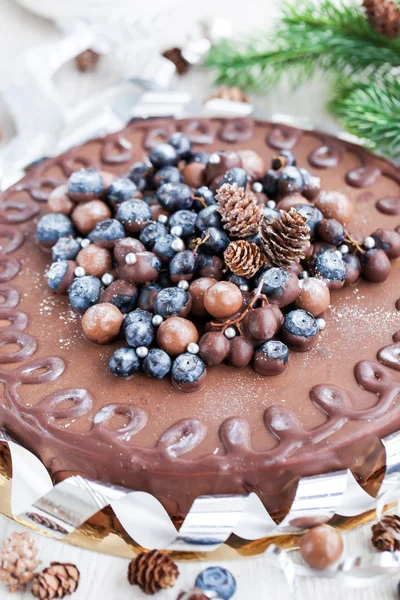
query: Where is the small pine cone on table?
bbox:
[363,0,400,38]
[260,207,311,269]
[371,514,400,551]
[216,183,262,238]
[31,562,80,599]
[224,239,263,279]
[0,531,40,592]
[128,550,179,595]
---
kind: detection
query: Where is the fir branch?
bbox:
[207,0,400,90]
[329,76,400,159]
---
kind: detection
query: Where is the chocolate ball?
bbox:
[205,150,242,184]
[300,524,344,569]
[254,340,289,376]
[72,200,111,235]
[82,303,123,344]
[198,331,230,365]
[204,281,243,319]
[46,260,76,294]
[360,248,392,283]
[270,304,284,328]
[182,162,205,188]
[197,255,224,280]
[371,228,400,259]
[316,218,346,245]
[118,251,161,284]
[242,306,278,342]
[157,317,199,356]
[276,194,310,212]
[76,245,112,278]
[100,280,137,313]
[189,277,216,317]
[48,185,74,215]
[237,150,266,181]
[228,335,255,368]
[343,253,361,286]
[295,278,330,316]
[114,238,145,265]
[314,191,354,226]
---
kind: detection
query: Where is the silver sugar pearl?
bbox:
[136,346,149,359]
[239,284,249,292]
[187,342,200,355]
[158,214,169,224]
[74,266,86,277]
[101,273,114,286]
[224,327,237,339]
[125,252,137,265]
[209,152,221,164]
[317,318,326,331]
[152,315,164,327]
[299,271,309,279]
[171,225,184,237]
[177,279,190,290]
[252,182,263,193]
[364,236,376,250]
[334,250,342,258]
[267,200,276,209]
[339,244,349,255]
[76,237,82,243]
[171,238,185,252]
[80,238,90,248]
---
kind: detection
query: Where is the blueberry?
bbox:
[219,167,247,189]
[124,309,154,348]
[300,168,321,200]
[67,168,104,199]
[226,273,251,289]
[109,347,140,377]
[107,178,138,205]
[52,236,80,261]
[246,231,261,245]
[284,309,318,338]
[258,340,289,363]
[143,348,172,379]
[152,165,182,189]
[46,261,69,291]
[171,353,206,385]
[193,185,216,211]
[314,248,346,282]
[89,218,125,246]
[256,267,289,298]
[316,218,346,245]
[107,291,137,314]
[129,161,151,191]
[117,199,152,232]
[200,227,230,254]
[154,287,191,318]
[295,204,323,236]
[157,183,193,212]
[137,283,162,311]
[68,276,102,312]
[271,150,296,170]
[187,151,210,164]
[195,567,236,600]
[277,166,304,196]
[196,205,222,231]
[153,234,182,262]
[156,271,174,289]
[36,213,74,245]
[169,210,197,237]
[262,169,279,197]
[262,205,281,223]
[139,222,168,249]
[168,132,192,159]
[149,143,178,168]
[169,250,198,279]
[124,308,153,329]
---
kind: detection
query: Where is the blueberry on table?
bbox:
[277,166,304,196]
[283,309,319,352]
[169,210,197,237]
[154,287,192,318]
[89,218,125,248]
[143,348,172,379]
[187,151,210,164]
[116,199,152,233]
[271,150,296,170]
[156,183,193,212]
[254,340,289,376]
[137,284,162,311]
[195,567,237,600]
[124,308,153,329]
[109,347,141,377]
[262,169,280,198]
[171,353,206,392]
[196,205,222,231]
[152,165,182,188]
[257,267,289,297]
[149,143,178,168]
[295,204,323,236]
[219,167,247,189]
[68,275,102,312]
[52,236,80,261]
[200,227,230,255]
[139,221,169,249]
[193,186,216,211]
[168,132,192,159]
[124,308,155,348]
[169,250,198,282]
[313,248,346,289]
[316,218,346,245]
[107,177,138,205]
[128,161,151,191]
[36,213,74,246]
[153,234,184,262]
[46,260,74,294]
[67,168,104,201]
[262,205,281,223]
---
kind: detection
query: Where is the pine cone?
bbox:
[224,240,263,278]
[363,0,400,38]
[128,550,179,595]
[260,207,310,268]
[31,562,80,599]
[0,532,40,592]
[371,514,400,551]
[75,49,101,72]
[208,86,249,103]
[217,183,262,238]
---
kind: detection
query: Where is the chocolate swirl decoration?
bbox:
[219,118,254,143]
[101,136,134,165]
[267,124,302,150]
[157,419,208,458]
[308,136,343,169]
[179,119,216,144]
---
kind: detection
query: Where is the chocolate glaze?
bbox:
[0,118,400,520]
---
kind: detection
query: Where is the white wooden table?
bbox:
[0,0,398,598]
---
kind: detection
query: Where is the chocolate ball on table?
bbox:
[114,238,145,265]
[198,331,230,366]
[343,253,361,286]
[300,524,344,569]
[371,228,400,259]
[316,218,346,246]
[276,193,310,212]
[72,200,111,235]
[237,150,266,181]
[118,251,161,284]
[48,185,74,215]
[182,162,206,188]
[46,260,76,294]
[254,340,289,376]
[242,306,278,342]
[76,245,112,278]
[157,317,199,356]
[100,280,138,314]
[197,254,224,280]
[257,268,301,308]
[204,281,243,319]
[228,335,255,368]
[295,277,330,317]
[82,303,123,344]
[205,150,242,184]
[314,190,354,226]
[189,277,216,317]
[360,249,392,283]
[282,309,319,352]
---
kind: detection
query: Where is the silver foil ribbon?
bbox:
[1,427,400,553]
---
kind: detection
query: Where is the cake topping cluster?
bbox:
[36,133,400,392]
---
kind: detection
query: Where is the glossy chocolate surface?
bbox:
[0,117,400,519]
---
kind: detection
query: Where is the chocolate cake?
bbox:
[0,117,400,521]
